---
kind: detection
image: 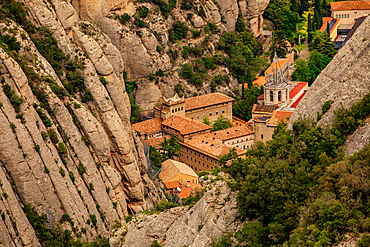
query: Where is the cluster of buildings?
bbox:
[132,53,308,197]
[131,0,368,199]
[321,1,370,49]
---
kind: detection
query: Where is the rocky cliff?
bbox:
[0,0,169,245]
[288,15,370,156]
[110,172,244,247]
[69,0,269,117]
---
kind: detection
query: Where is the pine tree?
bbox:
[326,22,330,34]
[246,68,253,89]
[242,80,246,99]
[308,13,312,43]
[314,10,320,31]
[291,0,298,13]
[300,0,310,14]
[315,0,323,27]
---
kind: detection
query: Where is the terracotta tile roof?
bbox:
[178,184,203,199]
[239,76,266,89]
[289,82,308,99]
[330,1,370,11]
[159,159,198,183]
[132,118,163,134]
[265,59,288,75]
[257,94,264,100]
[185,135,246,157]
[203,125,253,141]
[162,116,211,135]
[320,17,340,33]
[185,92,235,111]
[267,111,293,126]
[164,181,181,189]
[154,105,163,111]
[143,136,166,149]
[254,76,266,87]
[290,92,306,108]
[252,104,279,114]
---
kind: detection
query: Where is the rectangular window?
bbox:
[209,112,212,116]
[222,110,225,114]
[196,115,199,119]
[354,11,357,14]
[216,111,218,115]
[261,134,264,139]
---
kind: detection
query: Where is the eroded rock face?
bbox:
[0,0,166,243]
[110,172,244,247]
[288,16,370,156]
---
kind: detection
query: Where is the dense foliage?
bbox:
[292,32,335,86]
[212,91,370,246]
[24,204,110,246]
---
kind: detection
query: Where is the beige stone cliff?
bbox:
[0,0,166,245]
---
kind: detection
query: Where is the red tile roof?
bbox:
[257,94,264,100]
[330,1,370,11]
[289,82,308,99]
[132,118,163,134]
[143,136,166,149]
[164,181,181,189]
[267,111,293,126]
[185,92,234,111]
[203,125,253,141]
[162,116,211,135]
[178,184,203,199]
[320,17,340,33]
[290,92,306,108]
[185,135,246,157]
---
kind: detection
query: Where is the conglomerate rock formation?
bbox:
[69,0,269,117]
[110,172,244,247]
[0,0,168,245]
[288,15,370,156]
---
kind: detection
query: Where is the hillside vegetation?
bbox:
[211,91,370,246]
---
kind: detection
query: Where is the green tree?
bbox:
[246,67,254,89]
[202,115,212,125]
[314,0,323,27]
[291,0,298,12]
[233,87,262,121]
[326,21,330,34]
[296,42,306,56]
[160,135,181,159]
[169,20,189,42]
[235,16,247,33]
[308,13,313,43]
[291,59,312,83]
[211,114,232,132]
[310,32,336,58]
[300,0,310,14]
[272,30,288,58]
[149,146,164,167]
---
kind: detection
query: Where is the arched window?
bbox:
[278,91,281,101]
[270,91,273,102]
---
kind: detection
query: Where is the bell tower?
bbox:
[264,53,289,105]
